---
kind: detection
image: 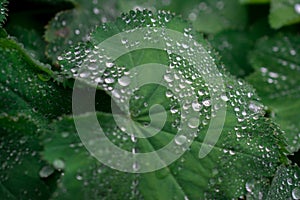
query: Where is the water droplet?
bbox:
[61,132,69,138]
[248,101,264,114]
[118,76,130,86]
[174,135,187,145]
[76,174,83,181]
[294,4,300,14]
[105,62,114,68]
[188,13,197,21]
[192,101,202,112]
[290,49,297,56]
[188,117,199,129]
[75,29,80,35]
[104,77,115,84]
[53,159,65,170]
[79,71,90,78]
[220,94,229,102]
[272,46,279,52]
[292,187,300,199]
[39,166,54,178]
[287,178,293,185]
[164,74,173,82]
[93,8,100,15]
[112,89,121,99]
[245,180,255,193]
[170,106,179,114]
[133,162,140,172]
[202,99,211,107]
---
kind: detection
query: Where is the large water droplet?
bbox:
[294,4,300,14]
[174,135,187,145]
[118,76,130,86]
[53,159,65,170]
[188,117,199,129]
[39,166,54,178]
[292,187,300,199]
[245,180,255,193]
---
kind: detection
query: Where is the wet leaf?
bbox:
[266,165,300,200]
[269,0,300,29]
[117,0,248,34]
[0,35,74,199]
[210,30,254,77]
[44,0,118,63]
[0,113,55,199]
[247,33,300,153]
[0,0,8,27]
[7,26,48,62]
[239,0,270,4]
[49,10,288,199]
[0,37,72,120]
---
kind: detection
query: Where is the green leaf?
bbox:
[0,113,56,199]
[247,33,300,153]
[7,26,48,62]
[44,0,118,63]
[43,111,287,199]
[42,113,140,200]
[0,37,72,120]
[266,165,300,200]
[0,35,75,199]
[0,0,8,27]
[269,0,300,29]
[49,10,288,199]
[239,0,270,4]
[117,0,248,34]
[210,30,254,77]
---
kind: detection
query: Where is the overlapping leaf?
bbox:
[0,36,72,120]
[0,114,56,199]
[117,0,248,34]
[247,33,300,153]
[0,36,72,198]
[210,30,254,77]
[266,165,300,200]
[269,0,300,29]
[44,0,118,63]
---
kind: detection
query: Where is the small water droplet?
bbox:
[202,99,211,107]
[75,29,80,35]
[104,77,115,84]
[192,101,202,112]
[290,49,297,56]
[76,174,83,181]
[220,94,229,102]
[93,8,100,15]
[164,74,173,82]
[133,162,140,172]
[105,62,114,68]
